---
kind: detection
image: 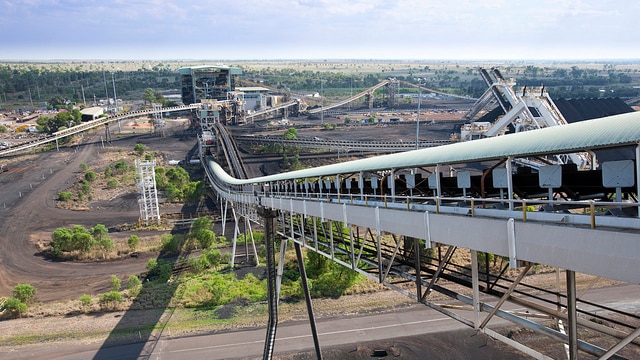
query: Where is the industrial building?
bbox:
[235,86,269,111]
[179,65,242,105]
[80,106,104,122]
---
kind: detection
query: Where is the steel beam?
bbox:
[295,242,323,360]
[260,207,279,360]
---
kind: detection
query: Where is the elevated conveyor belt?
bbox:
[203,111,640,359]
[0,104,200,157]
[307,80,389,114]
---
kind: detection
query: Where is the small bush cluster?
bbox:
[49,224,114,258]
[154,166,204,203]
[1,283,37,319]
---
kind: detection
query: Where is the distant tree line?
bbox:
[0,64,179,105]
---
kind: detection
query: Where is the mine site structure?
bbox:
[203,111,640,360]
[461,68,592,169]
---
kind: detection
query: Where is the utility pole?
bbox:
[111,72,118,114]
[416,79,422,150]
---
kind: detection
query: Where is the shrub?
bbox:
[97,237,114,251]
[188,254,210,273]
[110,275,121,292]
[3,297,27,318]
[196,229,215,249]
[146,258,157,271]
[127,275,142,289]
[81,182,92,194]
[99,291,123,310]
[134,143,146,156]
[146,259,172,283]
[204,248,222,267]
[13,283,36,304]
[127,235,140,250]
[79,162,88,171]
[106,178,118,189]
[84,171,97,182]
[113,160,129,175]
[57,191,73,201]
[79,294,92,312]
[127,275,142,297]
[161,234,180,253]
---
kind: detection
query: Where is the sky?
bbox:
[1,0,638,61]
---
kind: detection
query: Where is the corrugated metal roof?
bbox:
[211,111,640,185]
[178,65,243,75]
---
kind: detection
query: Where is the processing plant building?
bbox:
[180,65,242,105]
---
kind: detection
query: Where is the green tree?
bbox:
[112,160,129,175]
[84,171,97,182]
[196,229,216,249]
[13,283,36,304]
[161,234,180,253]
[127,275,142,297]
[154,91,166,106]
[80,182,91,195]
[106,178,118,189]
[204,248,222,267]
[72,225,94,252]
[0,125,7,133]
[91,224,109,241]
[79,294,92,313]
[143,88,156,105]
[110,275,121,292]
[184,181,205,203]
[283,127,298,139]
[146,258,158,272]
[57,191,73,201]
[96,237,114,251]
[165,167,190,188]
[192,217,213,234]
[99,291,123,311]
[50,227,73,254]
[133,143,146,156]
[127,235,140,250]
[155,167,166,188]
[3,297,27,318]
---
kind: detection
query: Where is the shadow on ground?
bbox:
[92,143,215,360]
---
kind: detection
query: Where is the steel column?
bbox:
[413,236,422,302]
[260,207,279,360]
[295,242,323,360]
[471,249,480,329]
[567,270,578,360]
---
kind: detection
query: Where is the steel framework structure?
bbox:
[136,159,161,226]
[204,111,640,359]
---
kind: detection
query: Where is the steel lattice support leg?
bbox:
[260,207,279,360]
[567,270,578,360]
[295,242,323,360]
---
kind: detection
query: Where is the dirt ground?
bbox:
[0,117,197,301]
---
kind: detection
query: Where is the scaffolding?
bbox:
[136,159,160,225]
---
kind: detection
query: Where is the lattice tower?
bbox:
[136,159,160,225]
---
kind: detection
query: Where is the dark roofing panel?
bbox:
[555,97,633,123]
